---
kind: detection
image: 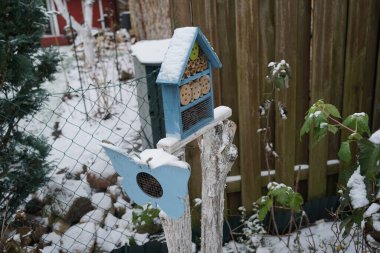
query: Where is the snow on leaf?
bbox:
[347,168,369,209]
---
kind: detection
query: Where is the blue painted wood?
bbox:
[197,30,222,68]
[208,61,215,118]
[102,144,191,219]
[161,85,181,138]
[156,27,221,140]
[180,92,212,112]
[180,69,210,85]
[156,27,222,85]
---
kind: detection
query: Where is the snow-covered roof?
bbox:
[156,27,222,85]
[131,39,171,64]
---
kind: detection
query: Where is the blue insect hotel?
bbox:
[156,27,222,140]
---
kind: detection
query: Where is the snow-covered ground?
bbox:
[14,36,160,252]
[223,220,372,253]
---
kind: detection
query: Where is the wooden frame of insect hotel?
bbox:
[156,27,222,139]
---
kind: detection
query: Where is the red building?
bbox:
[41,0,118,47]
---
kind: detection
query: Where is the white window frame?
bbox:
[45,0,61,36]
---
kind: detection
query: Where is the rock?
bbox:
[41,232,61,246]
[107,185,122,201]
[61,222,96,253]
[91,193,113,213]
[104,213,119,230]
[114,196,128,217]
[52,218,71,235]
[25,198,45,215]
[87,169,118,191]
[50,179,93,224]
[80,209,105,225]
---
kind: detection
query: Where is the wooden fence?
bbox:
[168,0,380,213]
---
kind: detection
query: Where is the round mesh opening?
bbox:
[136,172,163,198]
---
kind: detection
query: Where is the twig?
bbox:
[224,216,240,253]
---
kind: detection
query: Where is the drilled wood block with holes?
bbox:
[156,27,222,139]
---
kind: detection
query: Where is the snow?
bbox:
[226,175,241,183]
[193,198,202,207]
[309,110,322,118]
[80,209,105,224]
[139,148,189,169]
[294,164,309,171]
[91,192,112,211]
[223,220,371,253]
[60,222,96,253]
[327,159,340,166]
[347,168,369,209]
[114,196,128,210]
[156,136,178,147]
[214,106,232,121]
[104,212,119,230]
[40,245,60,253]
[156,27,198,83]
[352,112,366,117]
[260,170,275,177]
[131,39,171,64]
[364,203,380,218]
[369,129,380,144]
[108,185,122,197]
[372,213,380,231]
[42,232,61,245]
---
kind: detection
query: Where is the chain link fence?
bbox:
[0,49,167,252]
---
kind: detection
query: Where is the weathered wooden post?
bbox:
[199,120,237,253]
[156,27,236,252]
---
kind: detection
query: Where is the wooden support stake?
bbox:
[198,120,237,253]
[159,195,192,253]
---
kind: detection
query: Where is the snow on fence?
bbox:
[0,71,164,252]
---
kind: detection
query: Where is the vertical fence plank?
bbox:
[258,0,275,182]
[327,1,348,161]
[274,0,311,188]
[168,0,192,30]
[236,0,263,208]
[372,38,380,131]
[343,0,380,120]
[216,0,241,212]
[191,0,222,106]
[308,0,348,200]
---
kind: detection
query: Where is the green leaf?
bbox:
[348,132,362,141]
[327,125,338,134]
[358,139,380,179]
[324,104,341,118]
[343,113,371,136]
[289,193,304,212]
[274,77,285,90]
[338,141,352,163]
[300,118,311,139]
[257,197,273,221]
[311,127,328,145]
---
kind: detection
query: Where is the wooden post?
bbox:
[157,106,233,253]
[198,120,237,253]
[159,195,192,253]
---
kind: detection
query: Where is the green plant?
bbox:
[301,100,380,250]
[257,182,304,222]
[132,204,161,235]
[0,0,59,224]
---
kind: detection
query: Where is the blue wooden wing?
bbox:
[101,143,191,218]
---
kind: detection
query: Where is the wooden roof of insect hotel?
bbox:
[156,27,222,85]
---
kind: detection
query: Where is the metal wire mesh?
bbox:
[0,68,164,252]
[136,172,164,198]
[181,96,213,132]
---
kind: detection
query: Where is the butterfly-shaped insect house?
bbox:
[156,27,222,139]
[101,143,191,218]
